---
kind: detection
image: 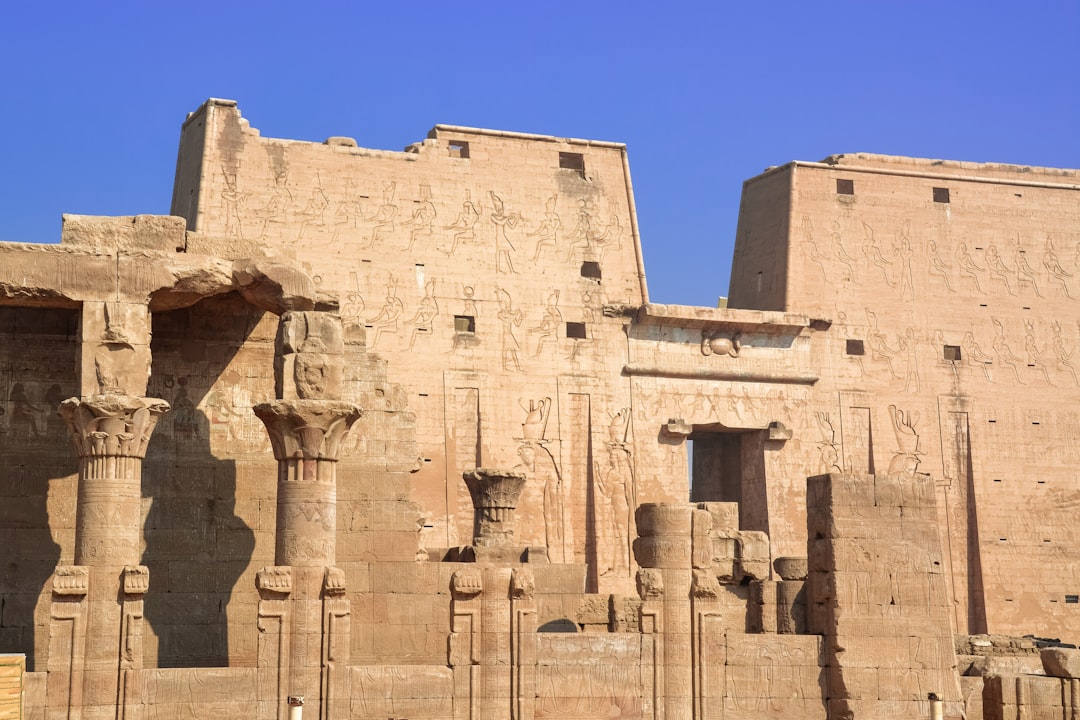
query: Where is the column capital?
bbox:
[58,394,170,460]
[253,400,363,464]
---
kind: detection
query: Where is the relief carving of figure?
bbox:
[528,291,563,357]
[961,331,994,382]
[365,181,398,248]
[9,382,42,439]
[528,195,561,260]
[332,180,365,241]
[403,182,437,251]
[894,221,915,301]
[1023,319,1052,385]
[220,167,245,239]
[515,440,565,563]
[595,408,635,577]
[866,310,900,379]
[1051,321,1079,386]
[406,279,439,350]
[955,242,984,293]
[1015,243,1043,298]
[494,285,524,372]
[991,317,1025,384]
[490,191,522,274]
[863,222,894,287]
[814,411,842,473]
[297,182,329,241]
[832,218,857,282]
[255,169,292,240]
[1043,237,1073,298]
[172,377,199,439]
[985,244,1015,295]
[928,240,955,292]
[367,276,405,350]
[592,200,624,263]
[442,192,480,255]
[887,405,922,473]
[564,199,593,261]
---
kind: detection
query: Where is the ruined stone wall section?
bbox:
[174,101,652,593]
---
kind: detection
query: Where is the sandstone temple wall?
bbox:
[1,99,1078,719]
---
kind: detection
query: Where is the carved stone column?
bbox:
[634,503,695,720]
[253,310,362,720]
[464,468,526,548]
[254,399,362,567]
[58,394,169,567]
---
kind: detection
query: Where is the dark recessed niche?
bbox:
[454,315,476,333]
[836,178,854,195]
[1067,595,1079,604]
[566,322,587,339]
[448,141,470,159]
[581,261,602,280]
[559,152,585,179]
[846,339,865,356]
[944,345,962,361]
[933,187,951,204]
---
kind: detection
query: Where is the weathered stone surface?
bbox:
[61,214,187,252]
[231,259,316,314]
[1041,647,1080,679]
[5,99,1080,720]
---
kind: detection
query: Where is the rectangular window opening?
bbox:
[448,141,470,159]
[566,321,587,339]
[1067,595,1079,604]
[454,315,476,333]
[944,345,961,361]
[845,339,865,356]
[559,152,586,179]
[581,261,602,280]
[933,187,951,204]
[836,178,854,195]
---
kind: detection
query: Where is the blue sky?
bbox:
[1,1,1077,307]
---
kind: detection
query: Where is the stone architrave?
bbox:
[58,394,170,567]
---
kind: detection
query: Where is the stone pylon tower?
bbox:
[253,310,362,720]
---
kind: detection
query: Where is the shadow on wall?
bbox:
[142,293,269,667]
[0,306,79,672]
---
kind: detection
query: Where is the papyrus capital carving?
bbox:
[253,400,363,466]
[58,394,170,461]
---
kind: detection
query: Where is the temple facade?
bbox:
[1,99,1079,719]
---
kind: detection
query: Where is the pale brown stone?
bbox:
[1041,648,1080,679]
[6,99,1080,720]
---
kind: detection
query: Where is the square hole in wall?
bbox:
[566,322,587,339]
[933,187,951,203]
[944,345,962,361]
[448,141,470,159]
[559,152,586,179]
[581,261,602,280]
[1068,595,1079,604]
[454,315,475,333]
[846,339,865,356]
[836,178,854,195]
